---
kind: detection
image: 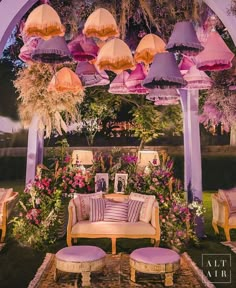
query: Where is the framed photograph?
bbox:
[95,173,109,193]
[114,173,128,193]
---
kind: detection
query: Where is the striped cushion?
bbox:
[104,201,128,222]
[128,199,143,222]
[89,198,106,222]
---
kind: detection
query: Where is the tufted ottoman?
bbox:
[54,245,106,287]
[130,247,180,287]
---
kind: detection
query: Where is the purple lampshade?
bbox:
[68,34,99,62]
[108,71,130,94]
[195,31,234,71]
[146,88,180,105]
[178,56,194,75]
[143,52,187,89]
[19,37,40,64]
[183,65,213,90]
[31,36,72,63]
[166,21,204,56]
[75,62,110,87]
[125,64,149,94]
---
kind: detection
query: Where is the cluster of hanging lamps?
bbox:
[23,4,65,40]
[83,8,119,40]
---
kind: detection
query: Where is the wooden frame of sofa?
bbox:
[67,193,160,254]
[0,192,18,242]
[211,193,236,241]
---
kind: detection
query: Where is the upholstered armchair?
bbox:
[0,189,18,242]
[212,188,236,241]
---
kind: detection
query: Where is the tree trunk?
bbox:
[230,124,236,146]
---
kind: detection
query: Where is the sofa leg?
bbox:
[111,238,116,254]
[155,239,160,247]
[0,226,6,242]
[212,221,219,234]
[224,228,231,241]
[67,235,72,246]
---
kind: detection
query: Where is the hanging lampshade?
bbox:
[178,56,194,75]
[183,65,213,90]
[68,34,99,62]
[96,38,134,73]
[154,97,179,106]
[83,8,119,40]
[48,67,83,94]
[125,64,149,94]
[195,31,234,71]
[134,33,166,65]
[146,89,180,105]
[31,36,72,64]
[19,37,40,64]
[23,4,65,40]
[143,52,187,89]
[166,21,204,56]
[75,62,110,87]
[108,71,130,94]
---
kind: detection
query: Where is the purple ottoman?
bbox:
[130,247,180,287]
[54,245,106,287]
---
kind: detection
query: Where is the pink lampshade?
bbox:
[183,65,213,90]
[146,88,180,105]
[68,34,99,62]
[108,71,130,94]
[195,31,234,71]
[166,21,203,56]
[32,36,72,64]
[125,64,149,94]
[143,52,187,89]
[19,37,40,64]
[178,56,195,75]
[75,62,110,87]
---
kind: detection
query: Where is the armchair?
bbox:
[0,189,18,242]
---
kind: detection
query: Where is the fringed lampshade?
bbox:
[19,37,40,64]
[183,65,213,90]
[143,52,187,89]
[195,31,234,71]
[178,56,194,75]
[125,64,149,94]
[23,4,65,40]
[32,36,72,64]
[68,34,99,62]
[96,38,134,73]
[108,71,130,94]
[83,8,119,40]
[134,34,166,65]
[146,89,180,105]
[48,67,83,94]
[166,21,203,56]
[154,97,179,106]
[75,62,110,87]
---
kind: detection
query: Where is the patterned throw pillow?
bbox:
[128,199,143,222]
[218,188,236,214]
[103,201,128,222]
[129,192,156,223]
[73,192,103,221]
[89,198,106,222]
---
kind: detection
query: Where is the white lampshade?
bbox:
[71,150,93,165]
[137,150,160,167]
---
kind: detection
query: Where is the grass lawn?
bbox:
[0,180,236,288]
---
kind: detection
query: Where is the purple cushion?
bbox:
[130,247,180,264]
[56,246,106,262]
[89,198,106,222]
[128,199,143,222]
[103,201,128,222]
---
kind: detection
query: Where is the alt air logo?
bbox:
[202,254,231,284]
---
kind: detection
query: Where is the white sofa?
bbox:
[67,193,160,254]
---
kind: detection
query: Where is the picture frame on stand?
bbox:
[114,173,128,193]
[95,173,109,193]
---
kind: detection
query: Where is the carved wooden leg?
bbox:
[130,266,136,282]
[0,225,6,242]
[164,272,173,287]
[224,228,231,241]
[67,235,72,246]
[212,221,219,234]
[111,238,116,255]
[81,271,91,287]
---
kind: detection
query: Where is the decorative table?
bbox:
[130,247,180,287]
[54,245,106,287]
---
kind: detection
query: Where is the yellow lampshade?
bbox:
[134,34,166,65]
[48,67,83,94]
[137,150,160,167]
[83,8,119,40]
[23,4,65,40]
[72,150,93,165]
[96,38,134,73]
